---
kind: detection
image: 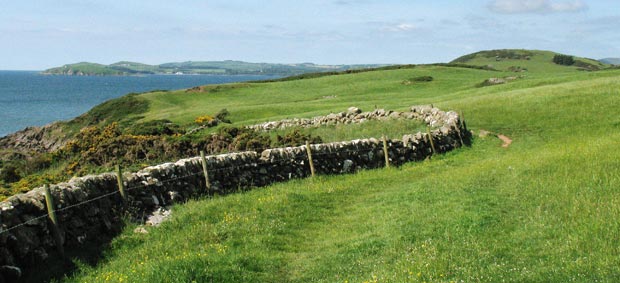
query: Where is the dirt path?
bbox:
[478,129,512,148]
[497,134,513,148]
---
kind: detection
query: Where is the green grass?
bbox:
[266,119,427,143]
[58,54,620,282]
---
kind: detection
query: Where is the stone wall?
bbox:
[247,105,457,131]
[0,105,469,282]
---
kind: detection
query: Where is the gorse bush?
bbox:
[276,129,323,147]
[194,115,216,126]
[127,119,184,136]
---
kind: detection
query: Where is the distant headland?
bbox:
[41,61,386,76]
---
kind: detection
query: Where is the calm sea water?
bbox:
[0,71,278,137]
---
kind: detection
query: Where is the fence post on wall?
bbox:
[305,141,316,177]
[115,165,127,205]
[454,123,464,146]
[456,111,465,146]
[44,184,65,257]
[200,150,211,193]
[427,126,437,155]
[382,135,390,168]
[459,111,468,132]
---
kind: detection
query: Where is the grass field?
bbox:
[59,50,620,282]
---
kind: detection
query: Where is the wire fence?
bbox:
[0,137,440,236]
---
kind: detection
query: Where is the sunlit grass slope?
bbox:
[451,49,608,73]
[63,63,620,282]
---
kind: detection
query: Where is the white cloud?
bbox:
[365,21,420,32]
[395,23,416,31]
[488,0,587,14]
[381,23,418,32]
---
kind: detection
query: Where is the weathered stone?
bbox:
[133,227,148,234]
[342,159,354,173]
[347,107,362,115]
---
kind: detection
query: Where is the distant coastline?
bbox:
[42,60,386,76]
[0,71,280,137]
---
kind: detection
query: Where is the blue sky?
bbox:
[1,0,618,70]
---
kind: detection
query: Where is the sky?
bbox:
[1,0,618,70]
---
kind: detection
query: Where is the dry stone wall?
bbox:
[247,105,457,131]
[0,105,469,282]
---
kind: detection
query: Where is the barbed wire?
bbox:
[0,139,445,235]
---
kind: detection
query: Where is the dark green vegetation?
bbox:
[3,49,620,282]
[42,60,385,76]
[552,54,576,66]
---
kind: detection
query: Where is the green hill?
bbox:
[109,61,163,74]
[7,49,620,282]
[41,62,128,76]
[451,49,609,72]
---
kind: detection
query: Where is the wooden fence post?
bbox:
[306,141,316,177]
[426,126,437,155]
[44,184,65,257]
[200,151,211,193]
[459,111,467,131]
[382,135,390,168]
[116,165,127,205]
[455,126,464,146]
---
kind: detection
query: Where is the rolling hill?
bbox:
[451,49,609,72]
[4,49,620,282]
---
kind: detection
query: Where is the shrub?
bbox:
[0,165,21,183]
[231,132,271,152]
[275,130,323,147]
[411,76,433,82]
[215,108,232,123]
[128,119,184,136]
[195,115,216,126]
[553,54,575,66]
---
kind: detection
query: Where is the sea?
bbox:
[0,71,279,137]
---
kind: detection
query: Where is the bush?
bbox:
[402,76,433,85]
[195,115,216,126]
[0,165,21,183]
[275,130,323,147]
[553,54,575,66]
[128,119,184,136]
[215,109,232,123]
[231,132,271,152]
[411,76,433,82]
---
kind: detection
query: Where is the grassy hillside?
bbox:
[42,62,127,76]
[52,51,620,282]
[451,49,609,72]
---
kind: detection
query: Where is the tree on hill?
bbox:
[553,54,575,66]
